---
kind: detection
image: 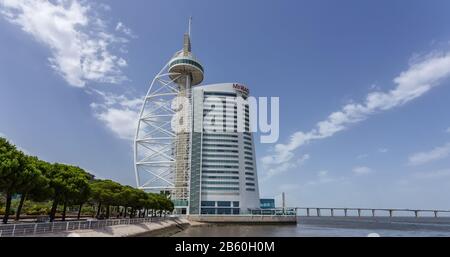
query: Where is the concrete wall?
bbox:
[187,215,297,224]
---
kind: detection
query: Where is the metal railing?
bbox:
[0,216,168,237]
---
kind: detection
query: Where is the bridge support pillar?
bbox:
[331,209,334,217]
[344,209,348,217]
[357,209,361,217]
[434,211,438,218]
[316,208,321,217]
[306,208,310,217]
[389,210,393,217]
[372,209,375,217]
[414,210,419,218]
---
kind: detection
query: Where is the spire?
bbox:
[188,16,192,37]
[183,17,192,55]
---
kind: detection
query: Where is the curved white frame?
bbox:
[134,60,188,198]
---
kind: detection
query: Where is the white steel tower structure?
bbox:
[134,19,203,213]
[135,20,260,215]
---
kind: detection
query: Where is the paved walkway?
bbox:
[34,218,190,237]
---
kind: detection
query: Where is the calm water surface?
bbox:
[172,217,450,237]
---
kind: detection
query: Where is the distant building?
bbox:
[260,198,275,209]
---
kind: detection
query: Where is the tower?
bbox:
[134,18,203,214]
[134,20,260,215]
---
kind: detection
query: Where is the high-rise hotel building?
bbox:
[134,22,260,215]
[189,83,260,215]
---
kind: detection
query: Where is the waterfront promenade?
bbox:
[0,216,187,237]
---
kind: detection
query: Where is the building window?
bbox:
[233,201,239,207]
[201,201,215,207]
[202,187,240,191]
[217,208,232,215]
[203,181,239,185]
[217,201,231,207]
[204,92,237,97]
[201,208,216,215]
[202,175,240,180]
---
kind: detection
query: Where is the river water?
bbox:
[171,217,450,237]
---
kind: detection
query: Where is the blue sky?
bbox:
[1,0,450,209]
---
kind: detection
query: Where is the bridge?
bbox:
[295,207,450,218]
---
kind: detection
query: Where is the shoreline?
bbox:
[31,218,192,237]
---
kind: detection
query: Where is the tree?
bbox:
[14,157,50,221]
[0,138,29,224]
[90,179,122,219]
[61,166,91,221]
[117,186,134,218]
[43,163,91,222]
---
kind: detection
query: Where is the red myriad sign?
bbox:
[233,83,249,95]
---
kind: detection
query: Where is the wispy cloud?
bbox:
[0,0,129,87]
[0,0,140,141]
[413,169,450,179]
[116,21,136,38]
[408,142,450,166]
[306,170,345,186]
[378,148,389,153]
[90,90,142,140]
[446,127,450,133]
[262,50,450,177]
[352,166,373,175]
[261,154,310,181]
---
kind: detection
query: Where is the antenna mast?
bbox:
[188,16,192,37]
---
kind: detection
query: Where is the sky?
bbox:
[1,0,450,210]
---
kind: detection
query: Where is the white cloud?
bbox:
[261,154,310,181]
[306,170,343,186]
[116,21,136,38]
[378,148,389,153]
[408,142,450,166]
[0,0,130,87]
[446,127,450,133]
[91,90,142,140]
[352,166,373,175]
[262,50,450,177]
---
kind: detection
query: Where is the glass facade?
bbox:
[169,58,204,72]
[189,84,260,215]
[260,198,276,209]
